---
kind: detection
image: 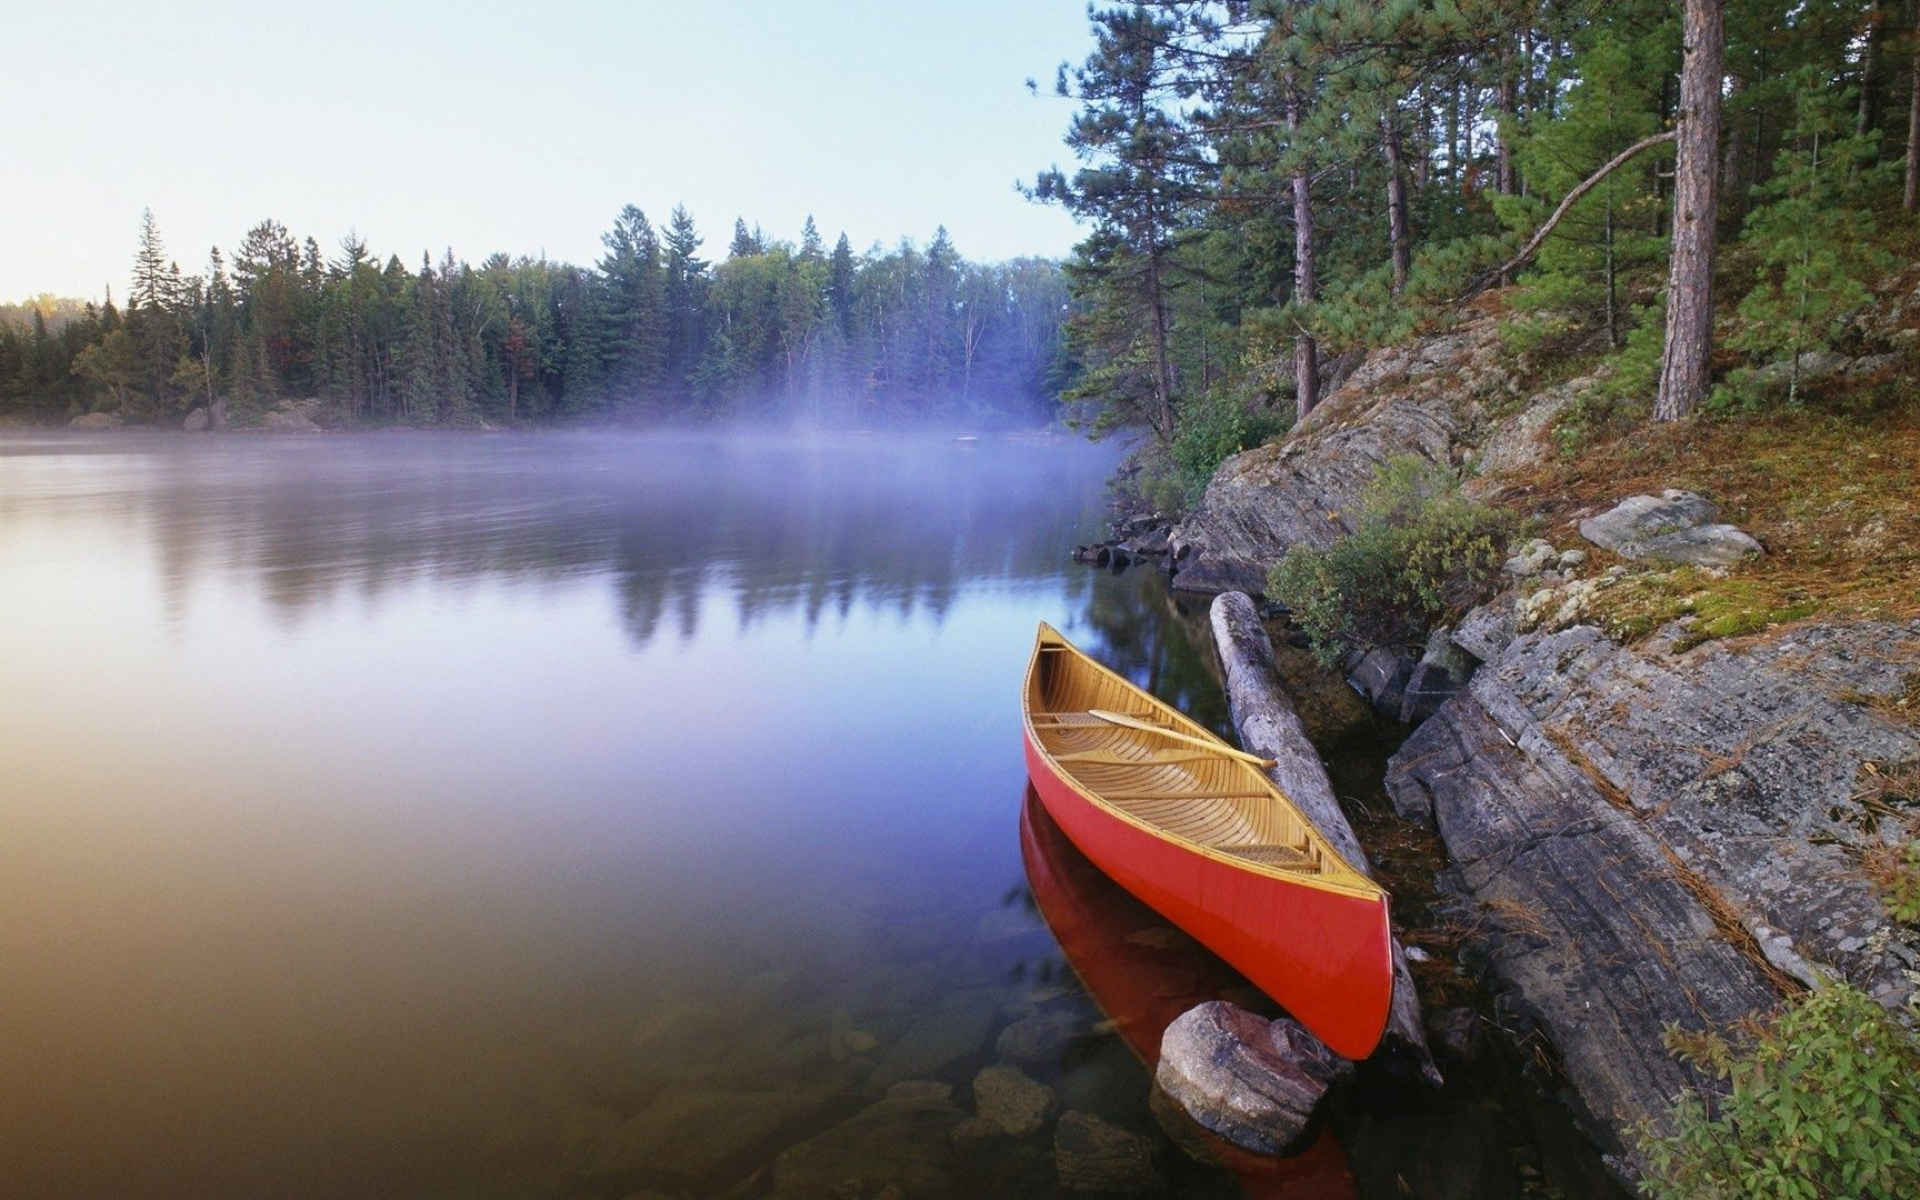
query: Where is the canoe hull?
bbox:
[1024,729,1393,1061]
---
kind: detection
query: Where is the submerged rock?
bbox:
[768,1081,965,1199]
[994,1010,1083,1068]
[1151,1002,1348,1156]
[869,992,998,1089]
[1053,1111,1165,1192]
[971,1064,1057,1137]
[577,1087,839,1185]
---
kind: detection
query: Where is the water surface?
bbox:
[0,431,1242,1198]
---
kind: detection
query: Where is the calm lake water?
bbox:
[0,430,1624,1200]
[0,431,1249,1199]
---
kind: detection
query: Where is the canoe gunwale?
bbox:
[1022,623,1386,902]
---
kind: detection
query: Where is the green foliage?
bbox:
[1882,841,1920,925]
[1267,457,1511,665]
[1641,984,1920,1200]
[1145,386,1290,510]
[1714,74,1895,411]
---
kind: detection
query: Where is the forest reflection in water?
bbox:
[0,430,1257,1199]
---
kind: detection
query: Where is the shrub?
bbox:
[1641,984,1920,1200]
[1267,457,1511,666]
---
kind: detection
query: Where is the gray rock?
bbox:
[1171,318,1515,595]
[1634,524,1764,570]
[1385,619,1920,1179]
[1151,1002,1348,1156]
[181,407,209,432]
[68,412,122,430]
[1577,491,1760,568]
[1504,538,1558,577]
[1452,598,1519,664]
[768,1082,963,1199]
[1343,646,1415,719]
[1426,1008,1485,1064]
[1053,1111,1165,1193]
[869,992,999,1089]
[971,1064,1057,1137]
[994,1010,1083,1068]
[1559,549,1589,569]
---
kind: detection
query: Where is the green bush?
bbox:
[1641,985,1920,1200]
[1267,457,1511,666]
[1132,387,1290,513]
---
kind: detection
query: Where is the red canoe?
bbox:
[1021,622,1393,1060]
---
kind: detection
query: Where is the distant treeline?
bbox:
[0,209,1071,427]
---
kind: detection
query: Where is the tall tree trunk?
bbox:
[1654,0,1726,423]
[1144,187,1177,442]
[1382,110,1412,296]
[1906,0,1920,211]
[1288,78,1319,420]
[1860,1,1885,151]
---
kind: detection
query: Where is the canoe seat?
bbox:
[1224,843,1317,869]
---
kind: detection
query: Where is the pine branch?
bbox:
[1459,129,1677,301]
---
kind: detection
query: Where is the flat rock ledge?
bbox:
[1152,1001,1350,1156]
[1387,614,1920,1180]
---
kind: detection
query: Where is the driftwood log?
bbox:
[1210,590,1442,1086]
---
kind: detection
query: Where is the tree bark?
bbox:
[1288,78,1319,421]
[1210,592,1442,1086]
[1382,110,1412,296]
[1654,0,1725,423]
[1907,0,1920,211]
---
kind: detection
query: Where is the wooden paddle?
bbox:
[1086,708,1278,769]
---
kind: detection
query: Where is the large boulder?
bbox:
[1151,1002,1349,1156]
[181,407,210,432]
[68,412,122,430]
[1577,490,1762,569]
[1386,616,1920,1178]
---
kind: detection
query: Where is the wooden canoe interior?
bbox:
[1027,629,1377,894]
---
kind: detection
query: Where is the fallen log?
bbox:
[1209,590,1442,1086]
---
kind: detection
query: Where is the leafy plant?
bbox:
[1641,985,1920,1200]
[1267,457,1511,665]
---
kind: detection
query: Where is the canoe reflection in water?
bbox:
[1019,791,1357,1200]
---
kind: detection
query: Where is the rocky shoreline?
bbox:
[1096,308,1920,1184]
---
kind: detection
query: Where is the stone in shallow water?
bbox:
[768,1081,965,1199]
[971,1063,1058,1137]
[1053,1110,1165,1192]
[995,1010,1083,1068]
[1151,1002,1348,1157]
[868,991,999,1089]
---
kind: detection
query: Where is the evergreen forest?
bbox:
[1032,0,1920,501]
[0,209,1069,428]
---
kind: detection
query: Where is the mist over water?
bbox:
[0,430,1240,1199]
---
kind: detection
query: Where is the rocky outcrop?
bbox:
[1386,614,1920,1174]
[1170,316,1538,594]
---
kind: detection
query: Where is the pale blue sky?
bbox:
[2,1,1091,301]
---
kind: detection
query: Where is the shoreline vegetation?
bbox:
[1029,1,1920,1194]
[0,209,1071,433]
